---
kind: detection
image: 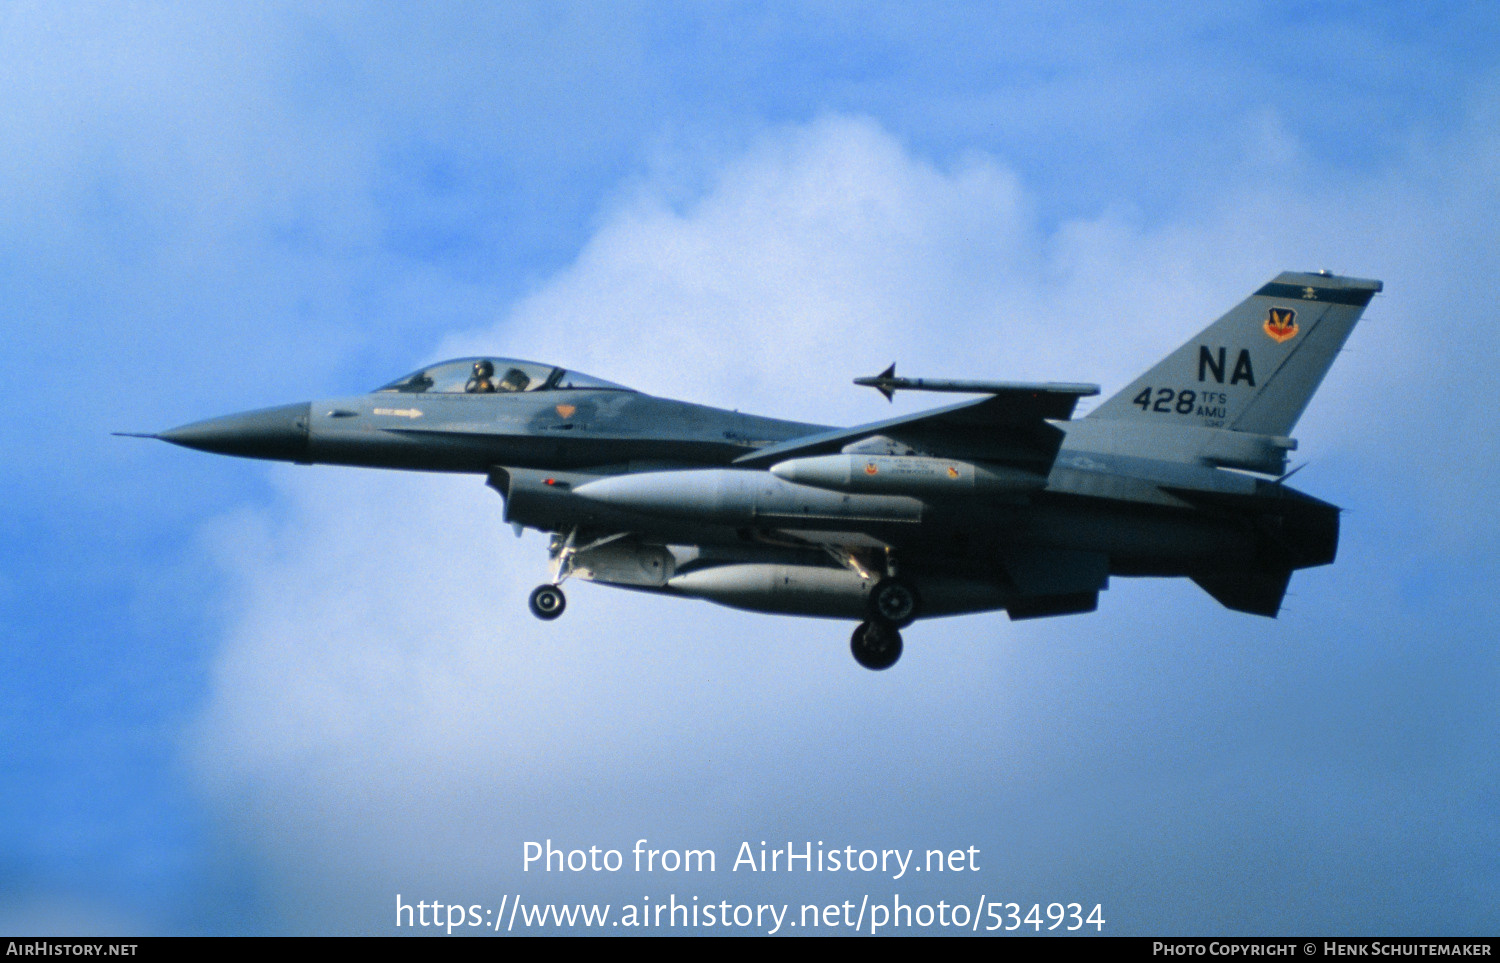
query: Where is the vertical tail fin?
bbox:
[1086,271,1381,437]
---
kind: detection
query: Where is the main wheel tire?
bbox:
[529,584,566,620]
[850,620,903,670]
[868,577,920,627]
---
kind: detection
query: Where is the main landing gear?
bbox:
[850,619,903,670]
[850,576,919,670]
[869,576,919,626]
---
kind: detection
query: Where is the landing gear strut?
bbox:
[527,528,634,620]
[850,619,903,670]
[529,584,566,620]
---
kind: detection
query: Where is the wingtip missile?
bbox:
[854,365,1101,401]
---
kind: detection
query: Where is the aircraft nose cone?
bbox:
[159,401,311,462]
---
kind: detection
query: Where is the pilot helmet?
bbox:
[473,360,494,378]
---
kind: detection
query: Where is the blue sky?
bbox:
[2,2,1498,935]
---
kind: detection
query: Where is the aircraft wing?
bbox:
[733,385,1097,473]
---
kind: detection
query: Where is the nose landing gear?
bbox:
[528,583,566,620]
[528,529,575,622]
[528,528,638,621]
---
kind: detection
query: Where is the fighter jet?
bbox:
[133,270,1380,669]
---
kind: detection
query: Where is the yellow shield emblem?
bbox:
[1264,307,1298,343]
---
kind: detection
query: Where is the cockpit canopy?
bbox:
[375,358,631,395]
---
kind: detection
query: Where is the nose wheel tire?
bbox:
[529,584,566,620]
[868,577,919,627]
[851,620,903,670]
